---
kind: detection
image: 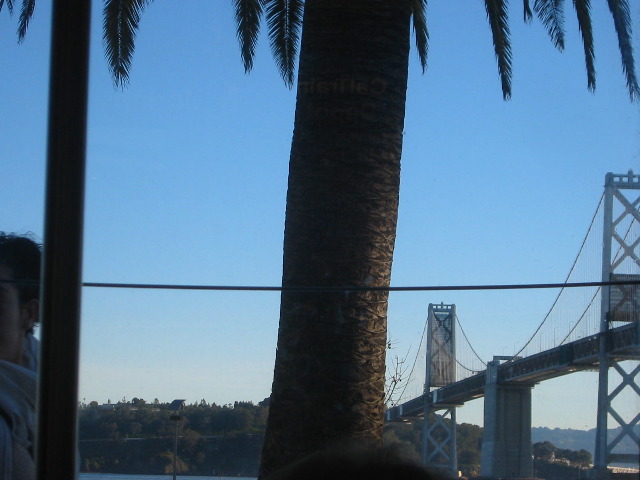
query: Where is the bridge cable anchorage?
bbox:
[454,313,487,368]
[511,194,605,360]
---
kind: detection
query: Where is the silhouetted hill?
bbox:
[532,427,594,453]
[533,426,639,462]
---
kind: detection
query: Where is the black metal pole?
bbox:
[173,420,179,480]
[37,1,91,478]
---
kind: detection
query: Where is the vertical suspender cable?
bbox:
[37,1,92,478]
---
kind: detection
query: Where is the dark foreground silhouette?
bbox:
[264,444,442,480]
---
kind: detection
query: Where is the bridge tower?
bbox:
[422,303,458,477]
[595,170,640,478]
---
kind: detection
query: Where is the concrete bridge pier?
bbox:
[480,359,534,479]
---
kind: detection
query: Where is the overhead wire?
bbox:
[80,278,638,292]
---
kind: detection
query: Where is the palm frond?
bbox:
[412,0,429,73]
[264,0,304,88]
[484,0,512,100]
[103,0,152,88]
[573,0,595,92]
[0,0,15,14]
[17,0,35,42]
[607,0,639,101]
[234,0,264,74]
[534,0,565,50]
[524,0,533,23]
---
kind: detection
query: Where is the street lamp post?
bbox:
[169,399,186,480]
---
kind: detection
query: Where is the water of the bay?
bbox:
[79,474,255,480]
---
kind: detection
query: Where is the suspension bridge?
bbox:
[385,171,640,480]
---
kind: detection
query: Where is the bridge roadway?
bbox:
[386,322,640,420]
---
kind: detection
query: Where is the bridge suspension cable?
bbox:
[454,313,486,371]
[558,215,638,345]
[392,308,488,404]
[510,192,639,357]
[394,313,429,404]
[511,194,604,359]
[559,286,600,345]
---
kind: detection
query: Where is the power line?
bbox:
[81,279,640,292]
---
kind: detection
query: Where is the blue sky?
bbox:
[1,2,638,431]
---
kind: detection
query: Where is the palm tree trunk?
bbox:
[259,1,412,476]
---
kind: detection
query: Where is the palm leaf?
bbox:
[17,0,35,42]
[412,0,429,73]
[234,0,264,73]
[534,0,565,49]
[484,0,512,99]
[524,0,534,22]
[607,0,639,101]
[264,0,304,88]
[0,1,15,14]
[573,0,595,92]
[103,0,152,87]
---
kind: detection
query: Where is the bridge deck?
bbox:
[386,322,639,420]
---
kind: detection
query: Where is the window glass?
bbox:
[1,2,638,478]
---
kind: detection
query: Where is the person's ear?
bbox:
[21,298,39,332]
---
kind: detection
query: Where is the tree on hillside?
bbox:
[534,440,557,461]
[533,441,593,467]
[556,447,593,467]
[7,0,638,477]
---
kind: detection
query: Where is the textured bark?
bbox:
[259,1,412,477]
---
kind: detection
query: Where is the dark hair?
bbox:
[264,444,441,480]
[0,232,42,304]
